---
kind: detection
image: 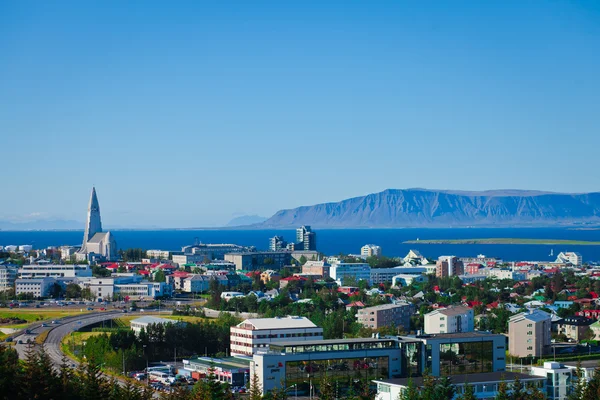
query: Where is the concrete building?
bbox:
[0,265,18,291]
[269,236,287,252]
[184,357,250,387]
[224,251,292,271]
[295,226,316,251]
[508,309,552,358]
[77,187,117,262]
[403,250,425,264]
[329,262,371,284]
[391,273,426,287]
[252,337,405,395]
[230,316,323,356]
[370,266,427,285]
[361,244,382,258]
[301,260,330,278]
[530,362,574,400]
[18,264,92,279]
[146,250,170,259]
[130,316,175,334]
[436,256,464,278]
[59,246,79,261]
[555,252,583,266]
[356,303,414,331]
[174,243,250,264]
[556,316,593,342]
[488,269,526,281]
[182,275,214,293]
[424,306,474,334]
[83,276,171,300]
[15,277,55,298]
[374,372,544,400]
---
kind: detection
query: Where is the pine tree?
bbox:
[21,345,60,399]
[0,344,21,400]
[510,376,526,400]
[525,383,545,400]
[458,382,476,400]
[434,376,456,400]
[495,379,510,400]
[582,366,600,400]
[568,360,585,400]
[398,378,420,400]
[77,359,112,400]
[318,372,336,400]
[419,370,437,400]
[248,372,263,400]
[58,355,77,399]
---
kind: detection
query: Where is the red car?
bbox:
[99,307,106,311]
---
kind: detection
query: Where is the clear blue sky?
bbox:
[1,1,599,227]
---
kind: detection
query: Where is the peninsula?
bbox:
[403,238,600,245]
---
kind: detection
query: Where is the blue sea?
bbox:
[1,228,600,262]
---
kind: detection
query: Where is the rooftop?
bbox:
[130,316,175,325]
[359,303,412,312]
[375,372,542,387]
[187,356,251,370]
[401,331,504,340]
[236,316,317,330]
[430,305,472,317]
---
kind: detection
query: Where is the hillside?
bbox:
[260,189,600,228]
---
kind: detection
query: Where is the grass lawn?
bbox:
[61,331,103,360]
[114,314,208,326]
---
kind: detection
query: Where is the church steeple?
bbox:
[82,187,103,247]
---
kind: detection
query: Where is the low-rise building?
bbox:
[260,270,281,284]
[370,266,427,285]
[555,252,582,266]
[530,362,574,400]
[15,277,56,298]
[146,250,170,259]
[130,316,175,334]
[18,264,92,279]
[230,316,323,356]
[374,372,544,400]
[356,303,414,331]
[508,309,551,358]
[330,262,371,284]
[391,273,426,287]
[301,260,331,278]
[184,357,250,387]
[556,316,593,342]
[423,305,474,334]
[224,251,291,271]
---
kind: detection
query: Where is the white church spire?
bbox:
[82,187,103,247]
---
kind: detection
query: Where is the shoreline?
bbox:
[403,238,600,245]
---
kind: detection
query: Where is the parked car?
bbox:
[5,337,13,342]
[87,307,94,311]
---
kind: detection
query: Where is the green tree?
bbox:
[510,376,526,400]
[458,382,476,400]
[582,366,600,400]
[248,372,263,400]
[568,360,585,400]
[318,372,336,400]
[495,379,509,400]
[398,378,420,400]
[0,344,20,400]
[154,269,166,283]
[66,283,82,299]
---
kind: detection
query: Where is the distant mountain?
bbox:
[226,215,268,227]
[0,219,83,231]
[260,189,600,228]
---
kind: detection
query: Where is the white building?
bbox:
[370,266,427,285]
[530,362,573,400]
[329,263,371,284]
[77,187,117,262]
[392,273,426,287]
[230,316,323,356]
[15,277,55,298]
[18,245,33,253]
[59,246,79,261]
[403,249,425,263]
[83,276,171,300]
[130,316,175,334]
[146,250,170,259]
[183,275,213,293]
[555,252,582,266]
[488,269,526,281]
[4,245,18,252]
[423,305,474,334]
[0,265,18,291]
[361,244,382,258]
[18,264,92,279]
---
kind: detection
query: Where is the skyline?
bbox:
[1,1,599,227]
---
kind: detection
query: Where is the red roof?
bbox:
[245,271,261,277]
[591,292,599,299]
[487,301,499,309]
[106,263,119,270]
[138,270,150,275]
[346,301,366,308]
[159,264,176,270]
[281,276,307,281]
[172,271,190,278]
[464,301,483,308]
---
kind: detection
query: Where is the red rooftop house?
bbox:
[577,310,600,320]
[345,301,366,310]
[280,276,307,289]
[465,263,482,275]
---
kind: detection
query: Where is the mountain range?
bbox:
[258,189,600,228]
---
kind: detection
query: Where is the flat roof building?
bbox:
[357,303,414,331]
[424,305,474,334]
[508,309,551,358]
[231,316,323,356]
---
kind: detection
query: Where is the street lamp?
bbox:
[285,383,298,400]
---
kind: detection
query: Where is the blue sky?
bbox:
[1,1,599,227]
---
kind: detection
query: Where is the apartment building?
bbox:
[555,252,583,266]
[15,277,55,297]
[146,250,170,259]
[230,316,323,356]
[370,266,427,285]
[556,316,593,342]
[301,260,330,278]
[361,244,382,258]
[224,251,292,271]
[18,264,92,279]
[508,309,551,358]
[330,263,371,284]
[423,305,474,334]
[0,265,18,291]
[356,303,414,331]
[435,256,464,278]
